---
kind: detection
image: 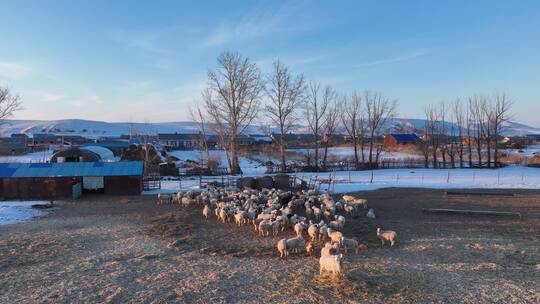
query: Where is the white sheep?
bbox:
[258,220,273,237]
[285,235,305,254]
[234,211,247,226]
[307,224,319,243]
[294,222,305,238]
[218,209,228,223]
[366,208,376,219]
[320,242,340,257]
[319,254,343,277]
[271,220,281,236]
[327,228,343,246]
[277,238,287,258]
[318,225,328,243]
[377,228,397,247]
[344,204,355,216]
[202,205,210,219]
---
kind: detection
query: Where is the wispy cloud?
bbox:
[353,49,433,68]
[42,93,64,102]
[0,61,32,79]
[202,1,309,47]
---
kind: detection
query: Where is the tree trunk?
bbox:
[279,132,286,173]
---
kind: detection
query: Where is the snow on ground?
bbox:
[507,144,540,157]
[304,166,540,193]
[0,201,49,225]
[0,150,53,163]
[144,165,540,195]
[168,150,267,175]
[285,147,422,160]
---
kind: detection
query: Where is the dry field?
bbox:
[1,189,539,303]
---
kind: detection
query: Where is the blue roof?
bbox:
[0,162,143,178]
[389,133,419,143]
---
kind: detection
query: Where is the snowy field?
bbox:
[0,201,49,225]
[285,147,422,160]
[145,165,540,195]
[0,150,53,163]
[168,150,267,175]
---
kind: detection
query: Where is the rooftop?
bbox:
[0,161,143,178]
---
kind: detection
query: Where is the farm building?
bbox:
[0,134,29,155]
[383,133,420,147]
[0,161,143,199]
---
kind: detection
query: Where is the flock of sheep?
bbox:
[157,188,398,277]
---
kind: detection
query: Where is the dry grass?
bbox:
[1,189,539,303]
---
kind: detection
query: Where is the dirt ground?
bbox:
[1,188,539,304]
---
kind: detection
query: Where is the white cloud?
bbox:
[0,61,32,79]
[202,1,308,47]
[353,49,433,68]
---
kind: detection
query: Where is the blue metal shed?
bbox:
[0,162,143,178]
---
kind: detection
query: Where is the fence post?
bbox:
[447,170,450,183]
[348,171,351,183]
[421,172,424,184]
[497,170,500,185]
[370,170,374,184]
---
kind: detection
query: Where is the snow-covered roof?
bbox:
[82,146,117,162]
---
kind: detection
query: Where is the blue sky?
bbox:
[1,0,539,125]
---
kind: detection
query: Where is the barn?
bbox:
[0,162,143,199]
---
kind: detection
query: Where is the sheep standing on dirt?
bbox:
[344,204,355,216]
[376,228,397,247]
[321,242,340,257]
[366,208,376,219]
[306,241,314,258]
[202,205,210,219]
[271,220,281,236]
[218,209,228,223]
[277,239,287,258]
[318,225,328,243]
[234,211,247,226]
[294,222,305,238]
[319,254,344,277]
[307,224,319,243]
[341,237,359,254]
[285,235,305,254]
[258,220,273,237]
[327,228,344,246]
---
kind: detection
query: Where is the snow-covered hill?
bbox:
[0,118,538,138]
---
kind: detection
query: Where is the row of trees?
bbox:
[421,94,512,168]
[197,51,397,174]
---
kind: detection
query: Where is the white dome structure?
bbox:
[82,146,117,162]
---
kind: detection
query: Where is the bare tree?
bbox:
[452,98,465,168]
[469,96,487,167]
[264,60,305,173]
[202,51,264,174]
[490,92,512,167]
[321,97,340,170]
[424,104,440,168]
[0,86,23,131]
[304,82,331,171]
[189,103,210,164]
[365,91,397,168]
[341,91,363,169]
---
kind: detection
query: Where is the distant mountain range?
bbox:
[1,118,539,138]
